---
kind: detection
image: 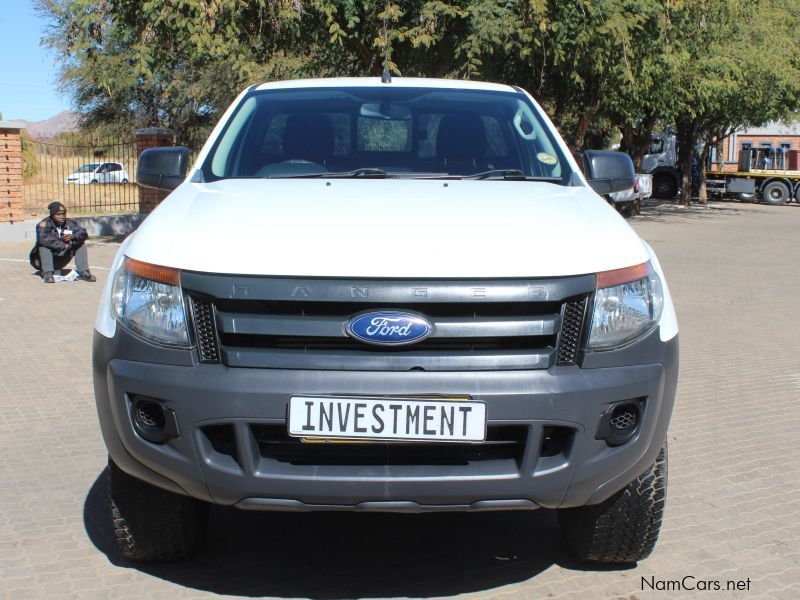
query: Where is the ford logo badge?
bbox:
[346,311,433,346]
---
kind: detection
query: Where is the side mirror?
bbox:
[582,150,635,195]
[137,147,190,191]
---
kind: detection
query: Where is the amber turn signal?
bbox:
[596,261,652,289]
[125,257,181,285]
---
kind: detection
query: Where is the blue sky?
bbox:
[0,0,71,122]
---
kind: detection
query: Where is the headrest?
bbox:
[436,113,487,160]
[283,113,334,162]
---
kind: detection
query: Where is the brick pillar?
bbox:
[0,123,24,224]
[134,127,176,214]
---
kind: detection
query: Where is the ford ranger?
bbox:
[93,77,678,564]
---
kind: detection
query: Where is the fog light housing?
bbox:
[130,396,179,444]
[595,399,643,446]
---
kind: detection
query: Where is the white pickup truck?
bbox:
[609,172,653,216]
[93,77,678,565]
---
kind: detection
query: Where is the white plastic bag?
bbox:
[53,270,79,283]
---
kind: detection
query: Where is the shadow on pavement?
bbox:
[84,470,623,598]
[633,199,776,223]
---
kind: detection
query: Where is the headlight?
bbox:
[111,258,190,347]
[587,262,663,350]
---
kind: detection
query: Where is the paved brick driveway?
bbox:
[1,201,798,599]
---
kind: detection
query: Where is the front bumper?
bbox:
[93,327,678,511]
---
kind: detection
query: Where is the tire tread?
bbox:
[108,459,208,562]
[559,445,667,564]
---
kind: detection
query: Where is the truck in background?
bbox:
[705,147,800,205]
[608,172,653,217]
[641,132,800,205]
[640,134,683,200]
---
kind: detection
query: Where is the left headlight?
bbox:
[586,262,663,350]
[111,258,190,347]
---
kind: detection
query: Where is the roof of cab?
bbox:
[253,77,518,93]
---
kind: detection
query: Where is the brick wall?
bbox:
[712,134,800,172]
[134,128,176,214]
[0,126,24,224]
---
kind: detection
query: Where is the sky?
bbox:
[0,0,71,122]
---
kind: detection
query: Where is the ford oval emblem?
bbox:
[346,311,433,346]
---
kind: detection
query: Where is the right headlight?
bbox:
[111,257,190,347]
[586,261,663,350]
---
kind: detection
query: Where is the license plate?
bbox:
[288,396,486,442]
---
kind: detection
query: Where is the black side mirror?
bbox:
[582,150,635,195]
[137,147,190,191]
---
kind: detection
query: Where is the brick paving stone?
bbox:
[1,201,799,599]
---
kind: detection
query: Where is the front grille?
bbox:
[184,274,594,371]
[189,296,220,363]
[556,296,588,365]
[250,424,528,467]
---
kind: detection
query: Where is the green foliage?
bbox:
[21,130,41,179]
[37,0,800,170]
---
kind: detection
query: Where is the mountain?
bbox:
[15,111,78,138]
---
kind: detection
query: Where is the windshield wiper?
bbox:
[328,168,391,178]
[461,169,563,182]
[272,168,391,179]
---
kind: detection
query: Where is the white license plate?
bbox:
[288,396,486,442]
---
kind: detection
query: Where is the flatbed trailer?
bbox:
[706,148,800,205]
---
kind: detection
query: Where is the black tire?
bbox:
[559,445,667,564]
[108,458,208,562]
[652,174,677,199]
[90,179,98,184]
[121,178,129,184]
[737,192,755,203]
[762,181,790,206]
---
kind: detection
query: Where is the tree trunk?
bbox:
[697,131,716,205]
[571,96,602,154]
[675,120,697,207]
[620,123,634,154]
[619,114,657,171]
[631,114,658,171]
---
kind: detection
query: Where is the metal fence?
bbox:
[22,133,139,215]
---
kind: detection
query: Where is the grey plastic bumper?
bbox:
[93,327,678,511]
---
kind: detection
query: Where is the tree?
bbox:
[657,0,800,205]
[37,0,800,180]
[36,0,305,147]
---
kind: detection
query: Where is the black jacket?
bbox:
[33,216,88,253]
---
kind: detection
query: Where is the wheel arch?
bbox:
[758,177,793,193]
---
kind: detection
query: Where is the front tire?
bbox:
[108,458,208,562]
[559,445,667,564]
[653,174,677,199]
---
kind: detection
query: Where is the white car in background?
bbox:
[65,162,130,184]
[609,173,653,217]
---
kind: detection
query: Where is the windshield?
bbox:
[202,87,569,182]
[74,163,101,173]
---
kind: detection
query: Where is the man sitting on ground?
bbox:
[29,202,96,283]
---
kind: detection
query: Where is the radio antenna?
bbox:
[381,13,391,83]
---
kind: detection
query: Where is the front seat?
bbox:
[436,113,487,174]
[283,113,335,165]
[256,113,335,177]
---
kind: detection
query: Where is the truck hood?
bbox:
[125,179,649,278]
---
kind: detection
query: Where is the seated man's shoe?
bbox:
[42,271,55,284]
[78,270,97,282]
